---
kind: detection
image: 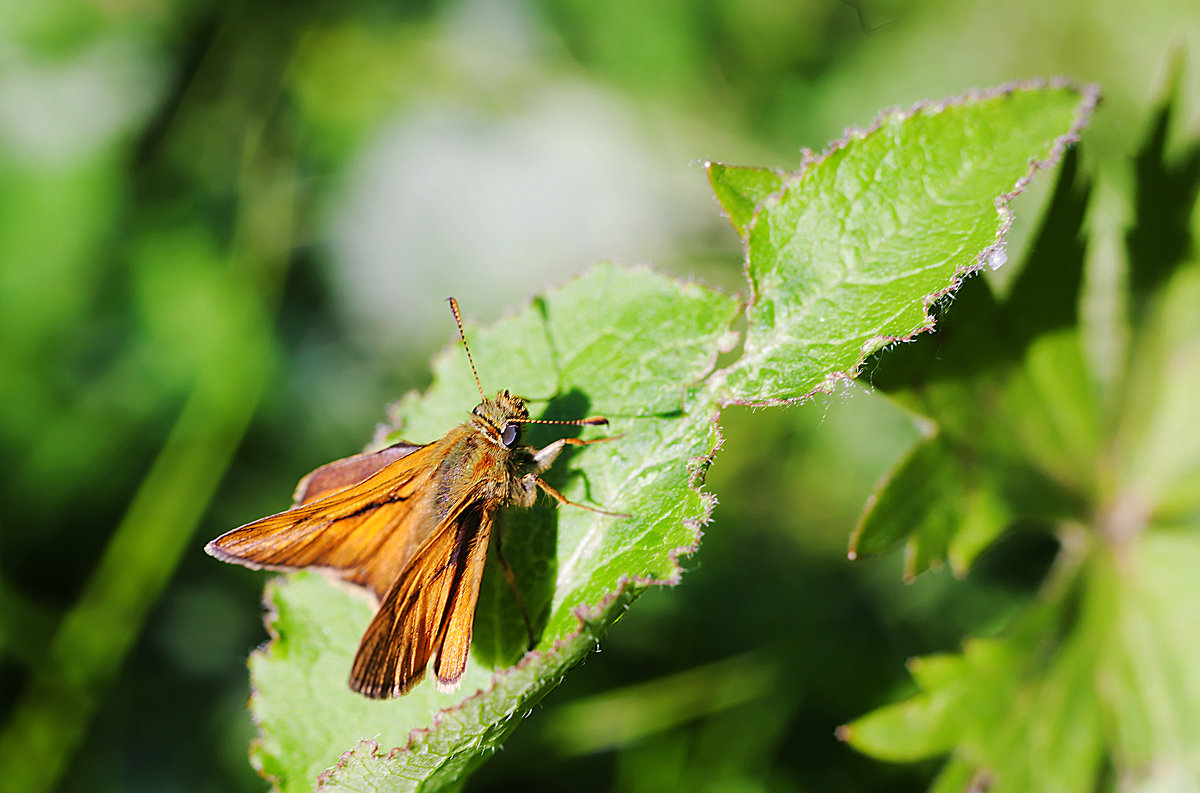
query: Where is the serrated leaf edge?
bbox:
[243,79,1102,786]
[718,78,1101,409]
[249,261,734,789]
[312,408,725,788]
[704,162,791,240]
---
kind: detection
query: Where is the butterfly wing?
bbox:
[431,507,494,690]
[292,441,425,505]
[349,501,495,698]
[205,441,440,601]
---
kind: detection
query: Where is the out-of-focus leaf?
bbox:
[851,431,1012,579]
[848,535,1200,790]
[839,639,1021,762]
[1102,531,1200,772]
[846,85,1200,791]
[1113,262,1200,516]
[1126,79,1200,319]
[857,151,1102,577]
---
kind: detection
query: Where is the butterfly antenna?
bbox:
[517,416,609,426]
[446,297,486,400]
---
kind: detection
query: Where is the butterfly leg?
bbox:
[533,475,629,517]
[492,528,536,649]
[532,435,620,472]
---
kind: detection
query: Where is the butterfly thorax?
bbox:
[428,390,536,519]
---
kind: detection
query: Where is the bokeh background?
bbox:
[1,0,1197,791]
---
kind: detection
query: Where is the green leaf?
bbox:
[851,430,1012,579]
[249,264,737,791]
[1113,261,1200,516]
[1126,76,1200,320]
[839,639,1021,762]
[848,535,1200,791]
[718,82,1098,405]
[846,85,1200,791]
[238,82,1098,791]
[1101,531,1200,770]
[707,163,786,239]
[856,152,1103,577]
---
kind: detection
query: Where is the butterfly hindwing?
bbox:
[349,502,494,698]
[432,507,494,689]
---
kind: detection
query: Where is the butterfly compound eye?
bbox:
[501,422,519,448]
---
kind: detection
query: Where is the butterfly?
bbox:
[205,298,621,699]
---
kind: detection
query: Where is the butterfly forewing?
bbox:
[293,442,425,505]
[205,443,441,601]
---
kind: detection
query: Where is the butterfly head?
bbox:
[472,390,530,449]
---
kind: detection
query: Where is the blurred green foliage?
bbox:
[843,72,1200,787]
[0,0,1197,792]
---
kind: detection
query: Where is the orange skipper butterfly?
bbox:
[206,298,620,699]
